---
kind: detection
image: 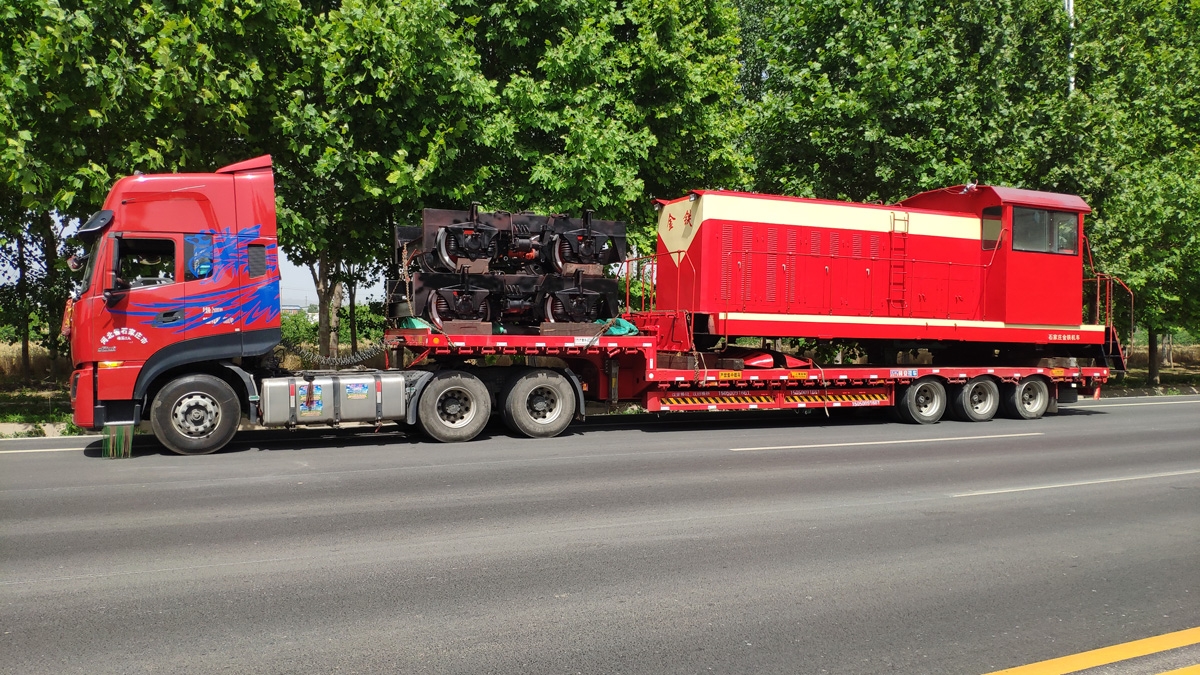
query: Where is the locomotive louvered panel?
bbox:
[741,224,754,305]
[830,231,840,258]
[766,229,778,303]
[810,231,821,256]
[871,234,881,259]
[786,229,798,305]
[852,233,863,258]
[720,222,732,300]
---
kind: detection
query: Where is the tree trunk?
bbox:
[308,252,335,358]
[16,231,31,380]
[328,280,344,358]
[37,212,61,361]
[1146,326,1159,386]
[348,279,358,354]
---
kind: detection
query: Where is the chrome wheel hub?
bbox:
[172,393,220,437]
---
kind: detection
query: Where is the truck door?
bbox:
[90,233,185,406]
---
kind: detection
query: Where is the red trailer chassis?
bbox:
[385,318,1108,422]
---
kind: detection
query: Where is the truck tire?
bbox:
[894,376,947,424]
[417,371,491,442]
[502,369,576,439]
[1001,377,1050,420]
[150,373,241,455]
[950,376,1000,422]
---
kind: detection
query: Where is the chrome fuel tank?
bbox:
[259,372,407,426]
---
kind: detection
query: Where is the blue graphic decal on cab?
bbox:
[118,225,280,333]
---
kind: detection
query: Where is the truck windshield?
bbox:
[77,240,100,298]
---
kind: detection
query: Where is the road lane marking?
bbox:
[0,555,309,586]
[982,625,1200,674]
[731,432,1042,452]
[0,446,90,454]
[1075,400,1200,408]
[955,468,1200,498]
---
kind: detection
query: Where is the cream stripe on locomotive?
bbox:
[657,192,981,255]
[719,312,1108,333]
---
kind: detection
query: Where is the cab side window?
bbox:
[184,233,215,282]
[1012,207,1078,255]
[981,206,1002,251]
[118,238,176,288]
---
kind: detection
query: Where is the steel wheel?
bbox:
[951,376,1000,422]
[524,384,564,426]
[434,386,478,429]
[150,374,240,455]
[417,371,491,442]
[1002,377,1050,420]
[895,376,947,424]
[502,369,576,438]
[171,392,222,437]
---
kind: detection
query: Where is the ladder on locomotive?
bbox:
[888,211,910,315]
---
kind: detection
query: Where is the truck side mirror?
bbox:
[104,237,129,305]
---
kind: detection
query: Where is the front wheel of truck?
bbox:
[150,374,240,455]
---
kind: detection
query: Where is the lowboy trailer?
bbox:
[65,157,1121,454]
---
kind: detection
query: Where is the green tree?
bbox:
[748,0,1078,203]
[1,0,301,369]
[469,0,749,253]
[273,0,493,355]
[1074,0,1200,384]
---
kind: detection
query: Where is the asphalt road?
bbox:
[2,396,1198,674]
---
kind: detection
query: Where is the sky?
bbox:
[277,253,385,308]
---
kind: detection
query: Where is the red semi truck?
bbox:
[66,156,1124,454]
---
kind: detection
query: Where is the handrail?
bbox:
[1081,234,1135,350]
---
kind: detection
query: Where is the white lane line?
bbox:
[954,468,1200,498]
[1,555,308,586]
[1074,400,1200,408]
[0,446,89,455]
[731,432,1043,452]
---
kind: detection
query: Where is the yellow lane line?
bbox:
[731,432,1042,452]
[954,469,1200,498]
[983,626,1200,674]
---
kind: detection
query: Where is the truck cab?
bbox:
[68,156,281,451]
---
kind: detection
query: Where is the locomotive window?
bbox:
[1012,207,1079,255]
[981,206,1002,251]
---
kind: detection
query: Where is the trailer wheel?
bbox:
[951,376,1000,422]
[1001,377,1050,420]
[895,377,947,424]
[150,374,240,455]
[502,370,576,439]
[417,371,491,442]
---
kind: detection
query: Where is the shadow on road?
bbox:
[81,404,1107,458]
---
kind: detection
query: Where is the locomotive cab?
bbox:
[901,185,1091,329]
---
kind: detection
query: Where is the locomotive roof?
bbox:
[900,185,1092,214]
[661,185,1091,216]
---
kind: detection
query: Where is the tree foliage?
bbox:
[747,0,1078,203]
[2,0,1198,383]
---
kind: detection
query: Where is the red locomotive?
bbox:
[649,185,1118,364]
